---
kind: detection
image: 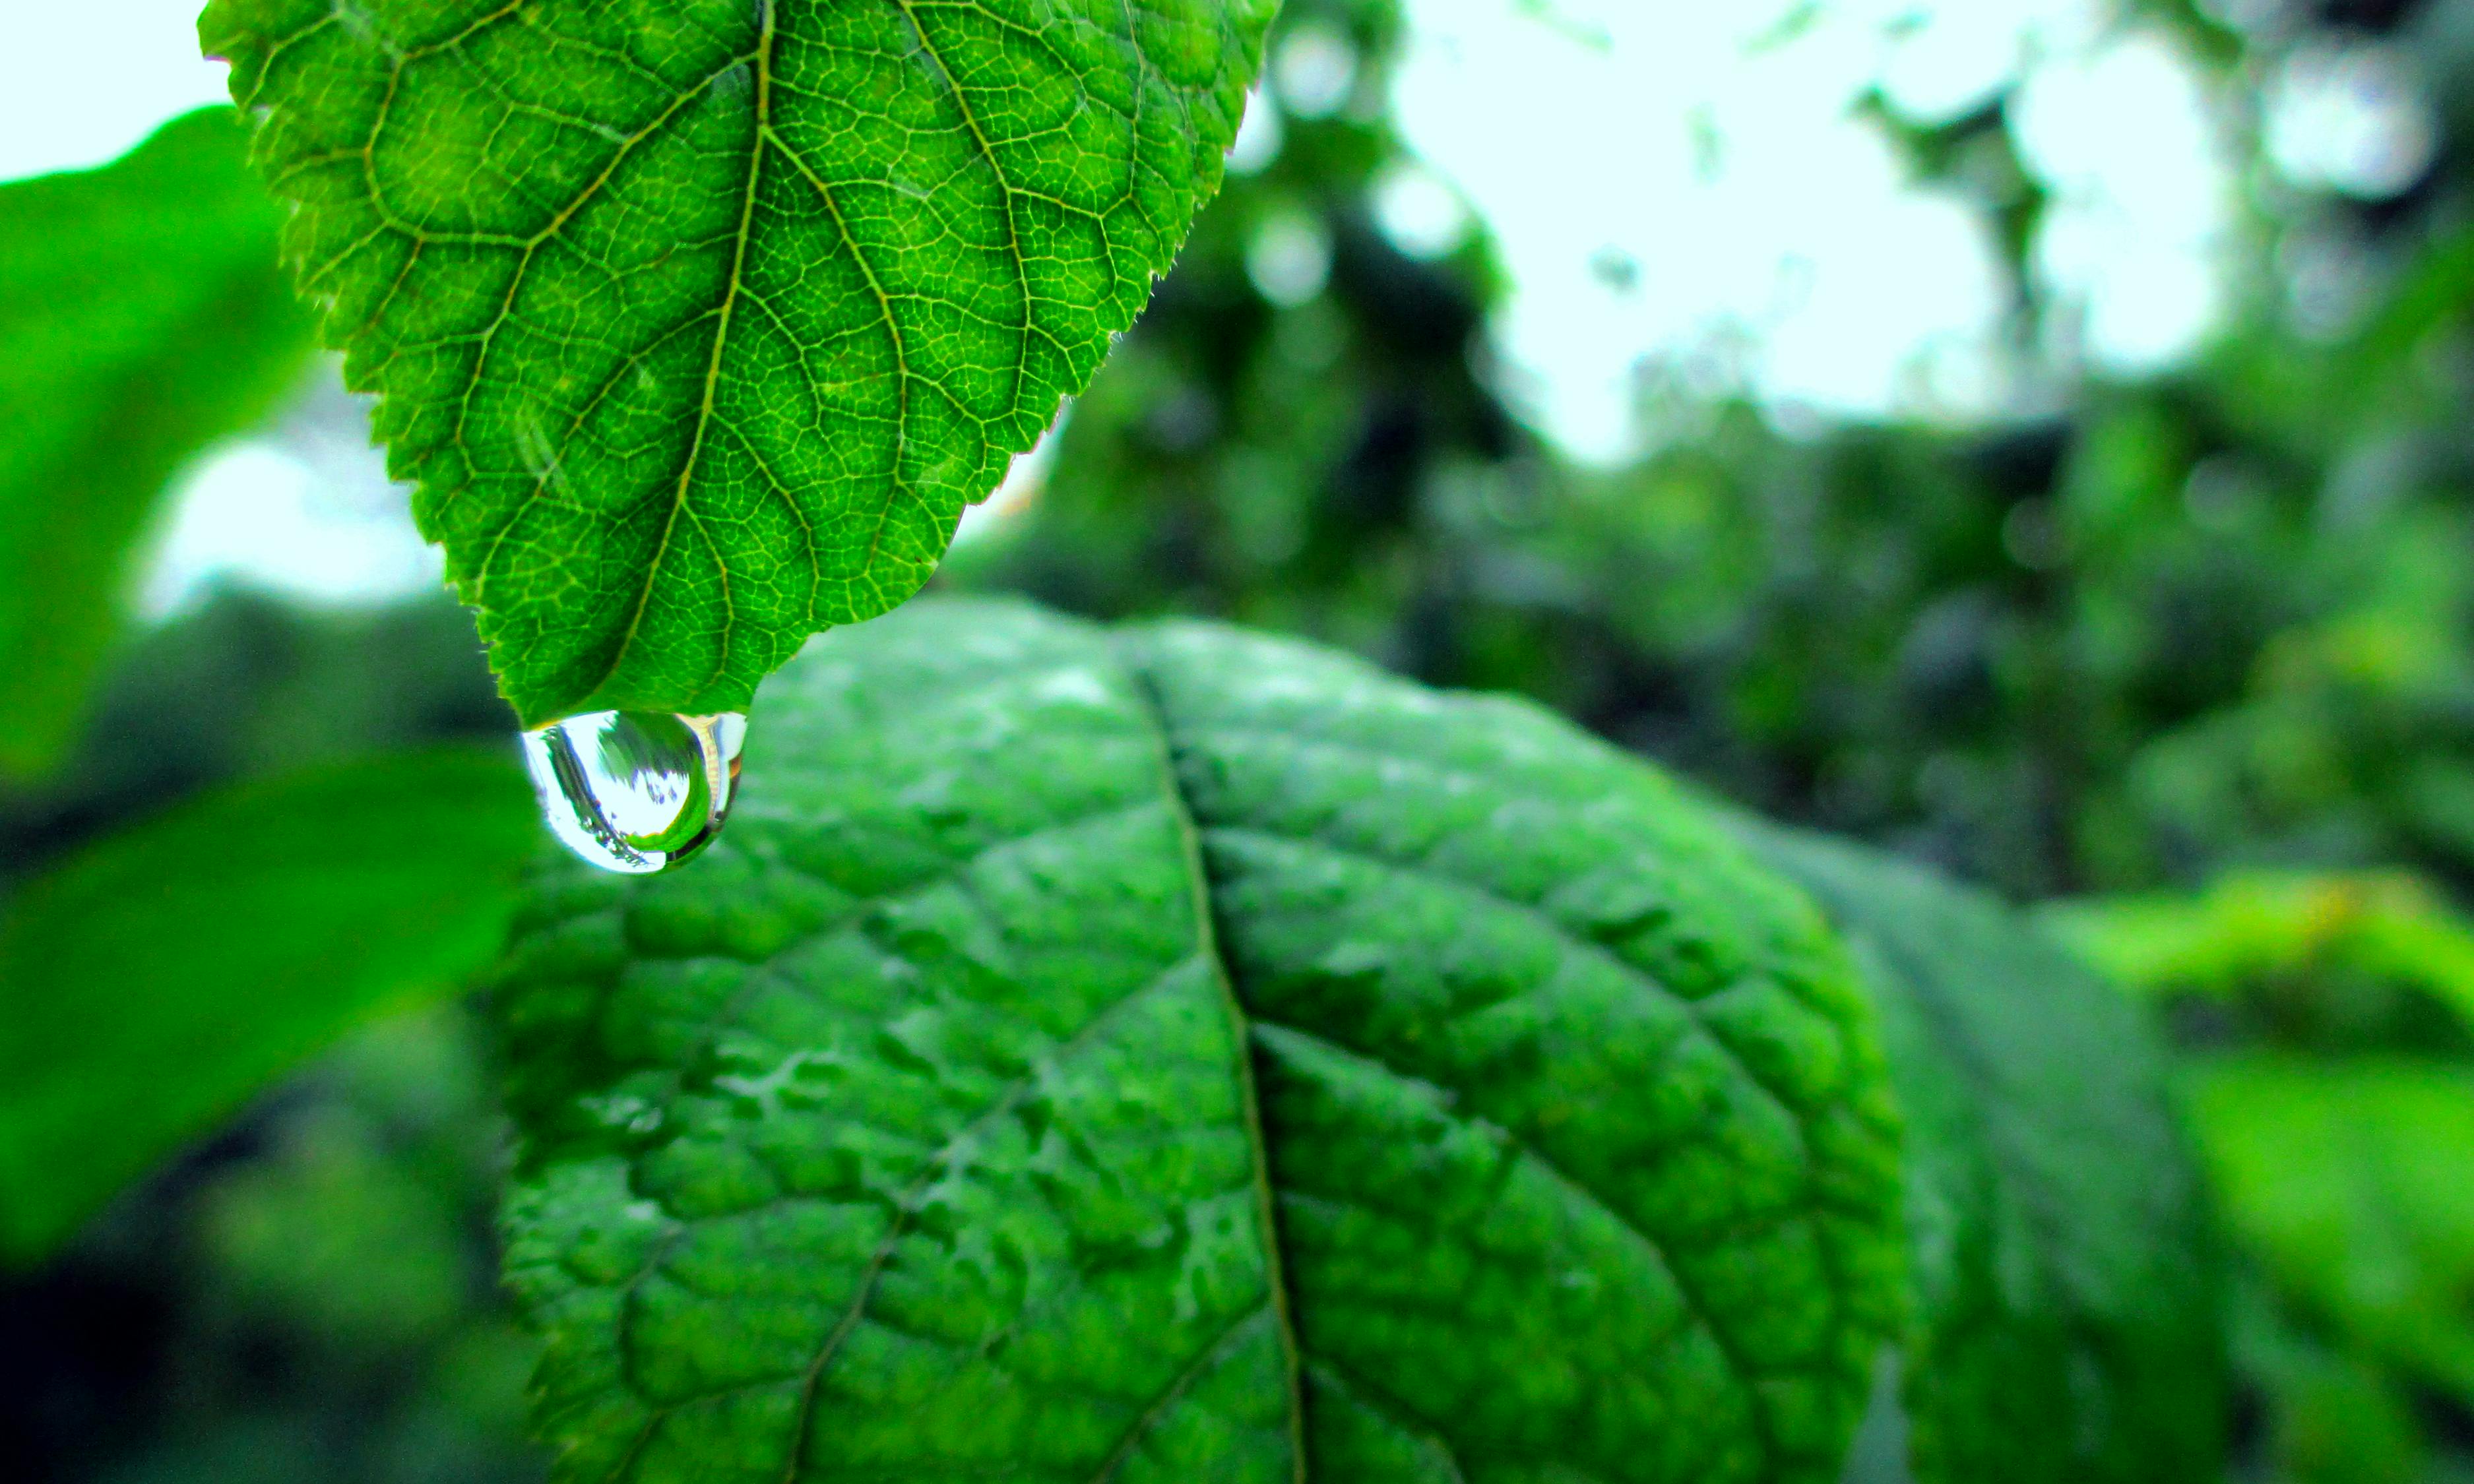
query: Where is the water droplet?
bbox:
[521,711,747,875]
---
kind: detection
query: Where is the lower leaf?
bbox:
[1748,830,2228,1484]
[491,596,1919,1481]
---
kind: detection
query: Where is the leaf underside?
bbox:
[493,598,1909,1483]
[1747,830,2228,1484]
[202,0,1275,726]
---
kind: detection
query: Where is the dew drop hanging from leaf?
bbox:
[521,712,746,875]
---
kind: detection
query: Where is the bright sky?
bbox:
[0,0,2432,605]
[1379,0,2239,460]
[1,1,234,182]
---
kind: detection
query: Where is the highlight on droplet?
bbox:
[520,711,747,875]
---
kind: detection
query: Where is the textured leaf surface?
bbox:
[1746,830,2227,1484]
[0,749,536,1264]
[0,108,315,778]
[203,0,1275,726]
[493,597,1908,1483]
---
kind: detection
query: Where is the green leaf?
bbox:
[202,0,1277,727]
[2041,871,2474,1030]
[492,598,1909,1483]
[2189,1055,2474,1404]
[2234,1291,2435,1484]
[0,748,538,1264]
[0,107,315,778]
[1743,830,2227,1484]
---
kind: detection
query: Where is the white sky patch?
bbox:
[1374,160,1473,260]
[1248,208,1336,305]
[1876,2,2032,125]
[953,416,1069,545]
[137,367,442,620]
[2013,28,2240,374]
[1,0,234,182]
[2266,38,2438,200]
[1275,21,1362,119]
[1391,0,2235,459]
[1226,88,1285,176]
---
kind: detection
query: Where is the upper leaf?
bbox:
[0,748,537,1264]
[201,0,1275,726]
[0,108,314,778]
[1750,830,2227,1484]
[492,597,1908,1483]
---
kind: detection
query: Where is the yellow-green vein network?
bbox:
[203,0,1275,724]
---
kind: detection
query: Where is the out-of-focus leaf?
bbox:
[0,748,537,1264]
[0,106,315,779]
[1747,827,2228,1484]
[204,0,1276,726]
[2043,872,2474,1028]
[2234,1289,2432,1484]
[202,1103,473,1348]
[2189,1055,2474,1404]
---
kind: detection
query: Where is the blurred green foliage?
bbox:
[2046,872,2474,1041]
[9,0,2474,1479]
[956,0,2474,908]
[0,589,513,910]
[5,1005,548,1484]
[0,108,315,779]
[0,748,536,1262]
[2194,1057,2474,1406]
[2061,868,2474,1484]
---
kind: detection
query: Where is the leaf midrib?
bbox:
[1122,659,1312,1484]
[1133,682,1891,1480]
[581,778,1288,1481]
[598,0,1065,711]
[243,0,782,718]
[603,0,780,708]
[598,662,1317,1483]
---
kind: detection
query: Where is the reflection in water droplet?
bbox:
[521,711,747,875]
